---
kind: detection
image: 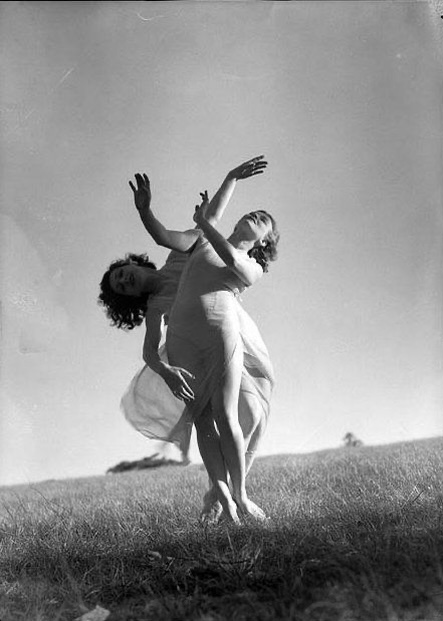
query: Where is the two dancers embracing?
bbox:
[99,156,279,524]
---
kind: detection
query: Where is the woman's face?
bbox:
[109,263,152,297]
[236,210,274,243]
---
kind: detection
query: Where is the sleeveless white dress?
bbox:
[121,236,274,459]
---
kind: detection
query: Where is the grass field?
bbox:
[1,437,442,621]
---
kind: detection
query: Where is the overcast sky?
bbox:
[1,1,442,486]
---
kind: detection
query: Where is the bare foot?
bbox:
[200,488,222,525]
[200,487,239,525]
[202,487,218,508]
[235,497,268,521]
[222,499,241,525]
[200,500,223,525]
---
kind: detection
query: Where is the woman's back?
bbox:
[148,249,189,321]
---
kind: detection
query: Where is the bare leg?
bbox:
[201,391,268,523]
[195,410,239,524]
[244,409,267,474]
[201,482,223,525]
[241,405,268,520]
[239,390,267,475]
[199,429,222,525]
[210,347,266,520]
[166,334,236,521]
[210,346,246,501]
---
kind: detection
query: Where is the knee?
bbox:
[215,410,240,437]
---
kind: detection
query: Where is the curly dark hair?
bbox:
[248,211,280,273]
[98,253,157,330]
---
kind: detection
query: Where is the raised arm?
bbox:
[204,156,268,227]
[129,174,200,252]
[143,307,195,402]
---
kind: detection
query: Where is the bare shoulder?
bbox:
[233,251,264,286]
[244,253,264,272]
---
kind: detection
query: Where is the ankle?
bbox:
[233,489,248,504]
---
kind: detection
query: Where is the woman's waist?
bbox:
[174,287,239,308]
[169,290,239,327]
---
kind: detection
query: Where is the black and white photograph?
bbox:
[1,1,442,619]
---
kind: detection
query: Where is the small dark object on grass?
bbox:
[343,432,364,448]
[107,453,184,474]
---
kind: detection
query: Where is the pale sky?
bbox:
[1,1,442,486]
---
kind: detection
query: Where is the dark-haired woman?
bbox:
[129,157,279,523]
[99,163,272,523]
[99,248,196,404]
[99,244,271,523]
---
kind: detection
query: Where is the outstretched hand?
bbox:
[228,155,268,181]
[193,190,209,226]
[129,173,151,212]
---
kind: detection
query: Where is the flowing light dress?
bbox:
[122,235,274,459]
